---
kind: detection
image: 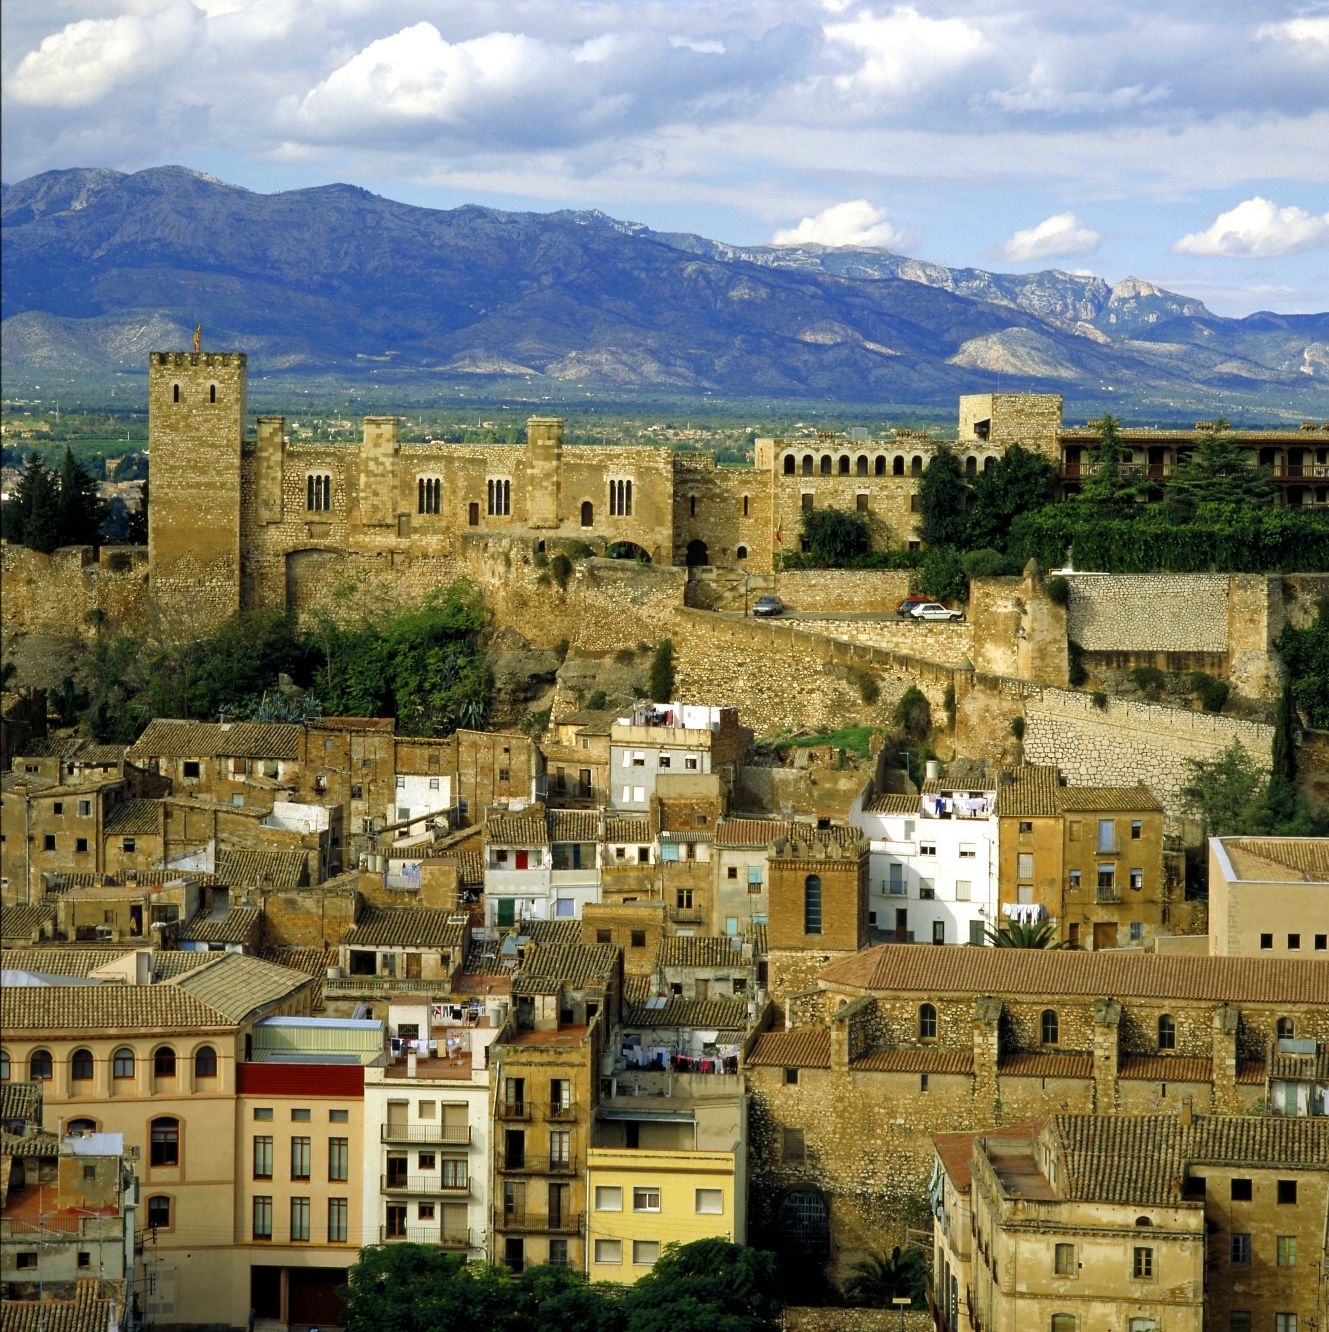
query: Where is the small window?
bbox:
[113,1048,135,1079]
[695,1188,724,1214]
[1230,1232,1250,1265]
[1277,1179,1297,1205]
[147,1196,171,1230]
[919,1003,937,1039]
[1130,819,1143,839]
[71,1048,94,1081]
[1018,820,1033,835]
[1288,933,1301,950]
[29,1050,53,1080]
[782,1128,805,1163]
[1132,1246,1153,1279]
[252,1196,273,1240]
[1041,1009,1060,1045]
[150,1117,180,1167]
[291,1108,311,1122]
[16,1253,38,1270]
[630,930,646,948]
[154,1047,177,1078]
[1277,1017,1295,1039]
[183,761,201,779]
[596,929,611,944]
[330,1108,349,1123]
[1230,1177,1252,1201]
[253,1107,274,1121]
[632,1187,661,1212]
[123,837,136,853]
[1277,1235,1297,1266]
[595,1186,622,1211]
[595,1238,622,1264]
[1158,1015,1176,1050]
[1261,933,1274,950]
[1054,1242,1075,1276]
[43,834,56,851]
[784,1067,799,1085]
[194,1046,217,1078]
[633,1239,661,1266]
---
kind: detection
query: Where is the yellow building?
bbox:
[1208,836,1329,957]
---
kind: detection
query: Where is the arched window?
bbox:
[208,384,217,404]
[1135,1215,1152,1226]
[112,1048,135,1079]
[804,874,823,935]
[784,454,796,475]
[67,1117,98,1135]
[820,455,832,475]
[965,455,978,474]
[0,1050,10,1081]
[892,455,905,476]
[147,1196,172,1230]
[71,1048,95,1081]
[172,383,181,404]
[417,477,441,515]
[777,1188,829,1255]
[487,477,511,516]
[154,1046,177,1078]
[983,457,996,473]
[306,474,331,512]
[919,1003,937,1040]
[874,456,886,476]
[1041,1009,1060,1045]
[580,500,594,528]
[194,1046,218,1079]
[910,455,923,475]
[150,1117,180,1166]
[29,1050,53,1081]
[1050,1316,1078,1332]
[838,456,850,475]
[1277,1016,1295,1040]
[801,455,813,475]
[855,455,868,476]
[735,545,748,561]
[1158,1014,1176,1050]
[609,478,632,517]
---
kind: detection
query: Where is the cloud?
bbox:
[1257,16,1329,57]
[989,60,1170,116]
[995,212,1101,263]
[1173,197,1329,258]
[8,4,197,108]
[822,5,985,101]
[771,199,912,249]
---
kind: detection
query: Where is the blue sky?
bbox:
[3,0,1327,316]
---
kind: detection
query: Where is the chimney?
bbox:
[1180,1094,1194,1128]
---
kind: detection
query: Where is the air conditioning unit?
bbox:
[95,925,114,941]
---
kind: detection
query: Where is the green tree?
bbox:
[649,639,675,703]
[57,444,107,547]
[984,920,1071,949]
[842,1246,928,1308]
[126,480,149,545]
[964,445,1055,553]
[917,546,967,603]
[799,507,873,565]
[341,1244,519,1332]
[1165,421,1276,517]
[3,454,62,553]
[620,1239,782,1332]
[1075,414,1137,510]
[1181,741,1322,838]
[1278,597,1329,730]
[892,686,932,743]
[919,444,968,548]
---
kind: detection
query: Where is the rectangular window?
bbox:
[1068,869,1081,891]
[290,1197,310,1242]
[1261,932,1274,949]
[1068,820,1081,842]
[783,1128,805,1163]
[955,879,971,901]
[1231,1177,1252,1201]
[291,1108,311,1122]
[44,834,56,851]
[1288,933,1301,950]
[1274,1317,1297,1332]
[291,1136,311,1180]
[1130,819,1143,840]
[959,843,976,858]
[1278,1179,1297,1204]
[888,863,904,895]
[1230,1233,1251,1265]
[78,799,92,817]
[695,1189,724,1214]
[253,1107,273,1121]
[747,865,763,889]
[920,880,935,899]
[594,1186,622,1211]
[633,1240,661,1266]
[1130,867,1144,890]
[1132,1246,1153,1279]
[1130,921,1144,942]
[328,1137,348,1182]
[920,842,937,857]
[183,761,201,779]
[1277,1235,1297,1266]
[1098,818,1116,851]
[330,1109,349,1123]
[441,1159,468,1190]
[252,1196,272,1240]
[327,1198,348,1243]
[123,837,136,853]
[75,837,89,854]
[1228,1316,1251,1332]
[1054,1242,1075,1276]
[594,1238,622,1265]
[632,1187,661,1213]
[1017,852,1034,879]
[252,1136,273,1179]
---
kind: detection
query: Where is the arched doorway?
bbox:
[775,1187,830,1256]
[686,539,709,567]
[606,541,651,563]
[580,500,594,528]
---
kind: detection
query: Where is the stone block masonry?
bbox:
[1065,574,1230,652]
[0,544,151,637]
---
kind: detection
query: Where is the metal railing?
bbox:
[381,1123,471,1144]
[381,1175,470,1195]
[380,1225,471,1247]
[498,1212,583,1234]
[499,1154,577,1174]
[497,1101,531,1120]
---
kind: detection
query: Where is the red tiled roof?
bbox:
[852,1048,974,1074]
[1118,1055,1214,1082]
[747,1028,831,1069]
[999,1052,1093,1079]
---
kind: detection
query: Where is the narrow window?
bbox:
[150,1117,180,1167]
[1158,1015,1176,1050]
[1041,1009,1060,1045]
[804,873,822,934]
[919,1003,937,1039]
[71,1048,94,1081]
[172,383,180,404]
[209,384,217,404]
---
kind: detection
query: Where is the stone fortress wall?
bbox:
[0,544,152,638]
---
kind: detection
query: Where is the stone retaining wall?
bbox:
[1064,573,1230,652]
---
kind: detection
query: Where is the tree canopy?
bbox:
[1,450,105,552]
[799,507,873,565]
[919,444,968,548]
[1181,741,1324,839]
[1165,421,1276,517]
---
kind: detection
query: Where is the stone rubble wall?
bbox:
[1,544,151,638]
[1064,573,1230,652]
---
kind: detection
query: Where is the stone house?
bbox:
[338,906,469,986]
[741,945,1329,1276]
[1208,836,1329,958]
[542,708,614,809]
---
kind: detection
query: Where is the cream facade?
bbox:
[1208,836,1329,958]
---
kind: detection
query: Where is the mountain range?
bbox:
[3,166,1326,416]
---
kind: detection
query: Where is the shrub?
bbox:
[943,683,956,724]
[1092,691,1108,710]
[566,539,594,559]
[549,553,573,588]
[1011,715,1025,740]
[892,685,932,742]
[552,638,570,663]
[1130,665,1166,695]
[1198,677,1230,713]
[853,669,880,706]
[962,548,1020,579]
[649,639,675,703]
[614,647,637,664]
[1045,575,1070,606]
[586,689,607,710]
[1067,639,1087,687]
[532,547,548,568]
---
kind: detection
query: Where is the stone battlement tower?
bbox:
[147,350,247,634]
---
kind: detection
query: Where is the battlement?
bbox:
[150,351,248,369]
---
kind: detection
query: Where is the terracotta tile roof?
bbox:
[0,1082,43,1125]
[343,907,466,949]
[557,708,618,730]
[1271,1047,1329,1080]
[999,1051,1093,1079]
[1056,784,1162,813]
[1222,837,1329,883]
[14,737,86,760]
[128,719,301,760]
[604,814,654,844]
[623,993,751,1030]
[308,716,395,732]
[852,1047,974,1074]
[1237,1059,1266,1085]
[549,810,599,842]
[1118,1055,1214,1082]
[449,849,485,886]
[103,799,163,836]
[2,1285,122,1332]
[486,806,549,845]
[864,794,918,814]
[1052,1114,1329,1205]
[1,905,53,943]
[819,944,1329,1004]
[994,766,1061,818]
[747,1028,832,1069]
[254,946,338,994]
[1,947,197,978]
[516,920,581,946]
[78,745,128,766]
[747,924,768,956]
[512,942,617,992]
[658,935,750,968]
[713,818,792,847]
[177,907,262,945]
[934,1122,1042,1193]
[215,849,308,889]
[1,771,56,794]
[1,1127,62,1157]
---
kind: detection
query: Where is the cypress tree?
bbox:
[57,445,106,548]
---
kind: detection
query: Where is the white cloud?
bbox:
[8,4,197,108]
[1173,197,1329,258]
[989,60,1170,115]
[995,212,1101,262]
[1257,16,1329,56]
[822,5,985,100]
[771,199,911,249]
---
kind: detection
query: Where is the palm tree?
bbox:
[984,920,1074,949]
[843,1246,927,1308]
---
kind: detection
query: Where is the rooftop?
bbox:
[128,718,302,760]
[1219,836,1329,884]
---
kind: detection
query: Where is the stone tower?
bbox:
[766,829,870,953]
[147,350,247,635]
[526,417,563,528]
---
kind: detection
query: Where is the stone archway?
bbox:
[685,539,709,567]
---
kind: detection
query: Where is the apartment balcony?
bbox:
[381,1175,471,1196]
[547,1100,577,1122]
[499,1212,583,1234]
[498,1154,577,1175]
[379,1225,471,1248]
[1094,886,1122,904]
[381,1123,471,1145]
[671,907,705,925]
[498,1100,531,1121]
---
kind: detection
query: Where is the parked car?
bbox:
[752,595,785,617]
[896,595,931,617]
[909,601,965,621]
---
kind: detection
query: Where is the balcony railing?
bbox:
[499,1212,583,1234]
[381,1123,471,1144]
[499,1154,577,1174]
[1095,886,1122,904]
[381,1175,471,1195]
[548,1101,577,1121]
[498,1100,531,1120]
[380,1225,471,1247]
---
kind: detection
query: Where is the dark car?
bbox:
[752,595,784,617]
[897,595,931,617]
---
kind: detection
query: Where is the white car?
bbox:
[909,601,964,622]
